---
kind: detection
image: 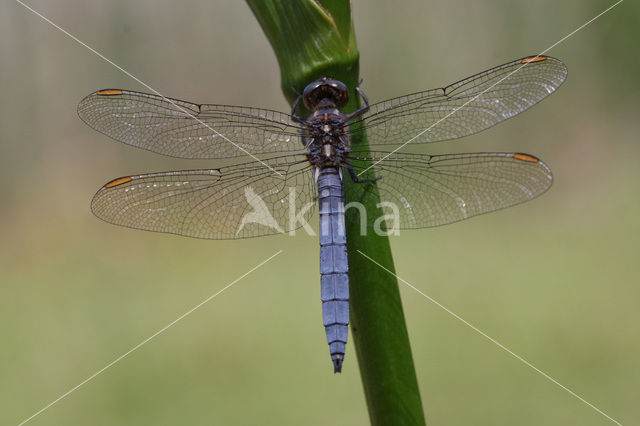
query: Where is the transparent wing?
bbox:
[91,155,315,239]
[78,89,305,159]
[345,151,553,229]
[350,56,567,145]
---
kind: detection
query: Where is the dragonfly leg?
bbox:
[346,162,381,184]
[290,90,310,125]
[344,82,370,120]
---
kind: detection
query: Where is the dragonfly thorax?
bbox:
[305,110,350,170]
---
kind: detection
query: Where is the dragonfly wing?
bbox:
[91,155,315,239]
[350,56,567,146]
[78,89,304,159]
[346,151,553,229]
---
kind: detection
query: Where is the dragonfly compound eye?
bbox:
[302,77,349,110]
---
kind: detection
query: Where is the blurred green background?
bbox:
[1,1,638,425]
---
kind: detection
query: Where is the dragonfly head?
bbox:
[302,77,349,111]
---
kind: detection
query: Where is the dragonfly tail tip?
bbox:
[332,355,344,373]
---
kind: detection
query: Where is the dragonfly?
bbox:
[79,55,567,373]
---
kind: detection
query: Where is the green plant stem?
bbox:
[247,1,425,424]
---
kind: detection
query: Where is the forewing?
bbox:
[91,155,315,239]
[78,89,304,159]
[351,56,567,146]
[346,151,553,229]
